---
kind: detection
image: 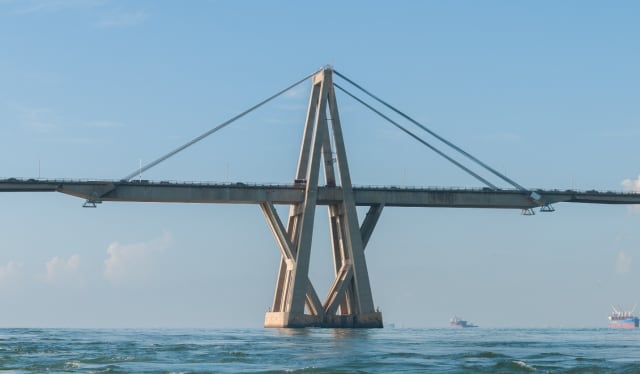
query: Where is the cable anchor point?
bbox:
[521,208,535,216]
[82,192,102,208]
[82,200,97,208]
[540,203,555,212]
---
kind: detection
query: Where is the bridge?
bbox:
[2,67,640,328]
[0,179,636,208]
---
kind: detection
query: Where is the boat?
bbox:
[608,305,639,329]
[450,316,477,328]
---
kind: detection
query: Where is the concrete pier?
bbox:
[264,312,383,328]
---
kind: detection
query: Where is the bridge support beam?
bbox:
[262,67,383,328]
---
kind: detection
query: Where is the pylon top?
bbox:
[313,66,334,84]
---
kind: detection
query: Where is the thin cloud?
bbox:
[45,255,80,284]
[616,251,631,274]
[103,232,171,285]
[15,104,59,133]
[8,102,120,144]
[284,85,307,99]
[86,120,124,128]
[480,131,522,143]
[96,10,149,29]
[275,103,307,112]
[621,175,640,193]
[620,175,640,213]
[0,260,22,289]
[7,0,105,15]
[596,128,640,138]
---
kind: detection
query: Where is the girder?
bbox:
[2,179,639,208]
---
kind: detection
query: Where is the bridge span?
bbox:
[2,67,639,328]
[2,178,640,209]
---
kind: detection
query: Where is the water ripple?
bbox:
[0,328,638,372]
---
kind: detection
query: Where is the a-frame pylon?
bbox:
[261,67,383,328]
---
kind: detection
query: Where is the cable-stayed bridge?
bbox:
[2,67,640,328]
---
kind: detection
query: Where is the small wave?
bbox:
[218,350,252,364]
[64,360,81,369]
[167,343,201,352]
[526,351,570,360]
[482,360,537,373]
[463,351,510,359]
[562,364,628,373]
[277,366,354,374]
[380,351,430,360]
[513,360,536,371]
[575,356,607,363]
[227,350,248,357]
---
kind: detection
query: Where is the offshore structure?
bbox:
[3,67,640,328]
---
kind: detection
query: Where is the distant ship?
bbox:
[450,316,477,328]
[608,305,639,329]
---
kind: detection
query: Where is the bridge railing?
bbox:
[1,177,638,196]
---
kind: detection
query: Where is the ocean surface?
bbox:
[0,327,639,373]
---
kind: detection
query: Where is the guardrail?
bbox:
[1,177,638,195]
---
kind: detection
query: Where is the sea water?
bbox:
[0,327,638,373]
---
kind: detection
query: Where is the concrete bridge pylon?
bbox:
[261,67,383,328]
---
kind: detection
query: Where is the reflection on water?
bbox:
[330,328,371,339]
[271,327,371,340]
[272,327,312,338]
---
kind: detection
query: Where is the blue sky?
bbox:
[0,0,639,328]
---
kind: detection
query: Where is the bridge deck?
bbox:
[1,178,639,209]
